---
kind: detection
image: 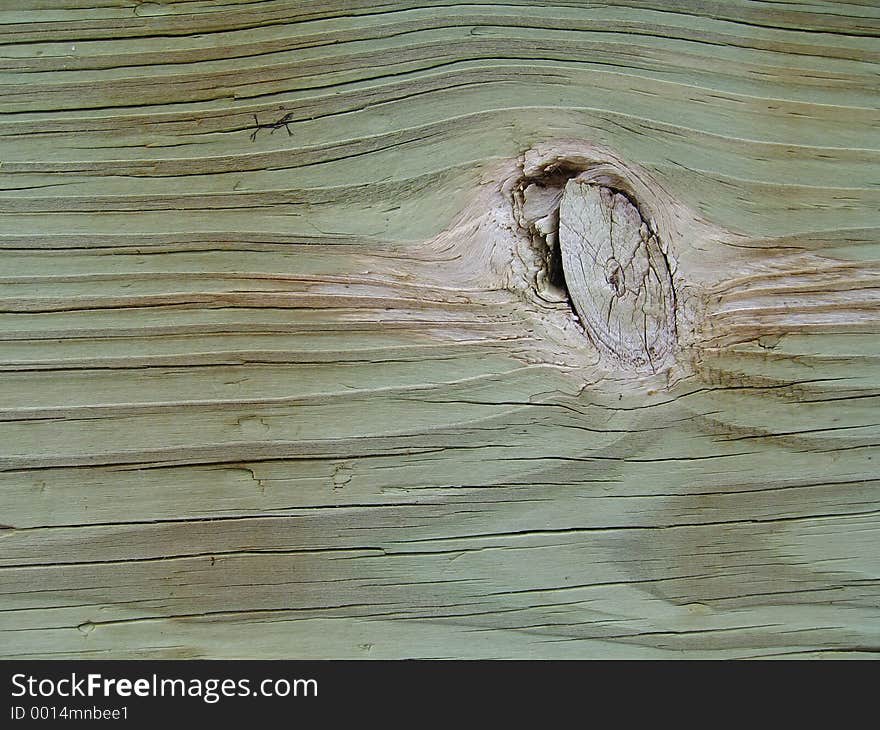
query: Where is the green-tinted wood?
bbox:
[0,0,878,658]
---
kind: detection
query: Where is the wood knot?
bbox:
[558,180,677,372]
[511,145,680,375]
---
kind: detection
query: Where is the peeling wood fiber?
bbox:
[1,0,879,660]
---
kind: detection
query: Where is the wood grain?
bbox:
[1,0,878,659]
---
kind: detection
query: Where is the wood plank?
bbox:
[0,0,878,658]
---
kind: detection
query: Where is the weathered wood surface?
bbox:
[1,1,879,658]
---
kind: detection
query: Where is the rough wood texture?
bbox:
[1,1,878,659]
